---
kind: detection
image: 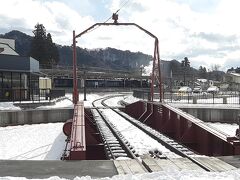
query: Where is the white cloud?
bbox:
[111,0,240,70]
[0,0,94,45]
[1,0,240,70]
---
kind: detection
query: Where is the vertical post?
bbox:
[156,39,162,102]
[84,71,86,101]
[170,69,172,103]
[140,65,143,88]
[150,42,157,102]
[213,93,214,104]
[239,91,240,104]
[73,30,79,104]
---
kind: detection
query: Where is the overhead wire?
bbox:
[84,0,132,35]
[115,0,131,14]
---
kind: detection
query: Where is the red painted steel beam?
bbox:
[69,101,86,160]
[74,22,162,102]
[72,30,79,105]
[125,101,240,156]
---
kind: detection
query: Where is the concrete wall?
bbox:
[0,108,74,126]
[180,107,240,123]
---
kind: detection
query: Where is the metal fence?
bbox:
[163,91,240,104]
[0,88,65,102]
[133,89,240,104]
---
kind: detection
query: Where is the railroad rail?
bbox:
[61,95,237,172]
[94,95,212,172]
[92,97,137,160]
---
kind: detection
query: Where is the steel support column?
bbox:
[72,30,79,105]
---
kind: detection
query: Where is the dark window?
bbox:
[12,72,20,88]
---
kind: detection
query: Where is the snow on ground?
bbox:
[79,93,102,107]
[0,123,65,160]
[37,98,73,109]
[2,169,240,179]
[104,96,124,107]
[100,108,179,158]
[206,122,239,137]
[122,95,140,104]
[1,93,240,179]
[0,102,21,111]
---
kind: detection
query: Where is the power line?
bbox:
[84,0,131,35]
[115,0,131,14]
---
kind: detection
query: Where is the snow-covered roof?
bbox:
[230,73,240,77]
[207,86,219,91]
[0,43,18,56]
[197,79,207,83]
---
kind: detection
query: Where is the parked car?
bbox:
[193,86,202,93]
[178,86,192,93]
[207,86,219,93]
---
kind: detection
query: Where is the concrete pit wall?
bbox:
[180,107,240,123]
[0,108,73,126]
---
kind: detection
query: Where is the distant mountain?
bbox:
[0,30,151,70]
[0,30,32,56]
[0,30,225,81]
[57,46,152,70]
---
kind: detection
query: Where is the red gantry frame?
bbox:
[72,19,163,104]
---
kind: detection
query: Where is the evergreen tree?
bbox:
[181,57,190,85]
[181,57,190,67]
[198,66,207,79]
[30,23,59,68]
[46,33,59,67]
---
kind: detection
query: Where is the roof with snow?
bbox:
[197,79,208,83]
[230,73,240,77]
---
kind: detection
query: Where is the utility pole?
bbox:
[72,30,79,104]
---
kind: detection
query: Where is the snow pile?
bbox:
[38,98,73,109]
[0,123,65,160]
[0,102,21,111]
[206,122,238,137]
[123,95,140,104]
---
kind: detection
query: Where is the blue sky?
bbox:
[175,0,219,13]
[0,0,240,71]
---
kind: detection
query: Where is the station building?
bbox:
[0,38,40,101]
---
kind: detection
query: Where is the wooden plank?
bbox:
[114,160,131,174]
[125,160,147,174]
[191,157,216,172]
[142,158,163,172]
[154,159,180,171]
[169,158,204,171]
[209,157,237,171]
[113,161,125,175]
[180,158,206,171]
[192,157,228,172]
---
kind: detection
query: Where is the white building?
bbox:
[223,73,240,90]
